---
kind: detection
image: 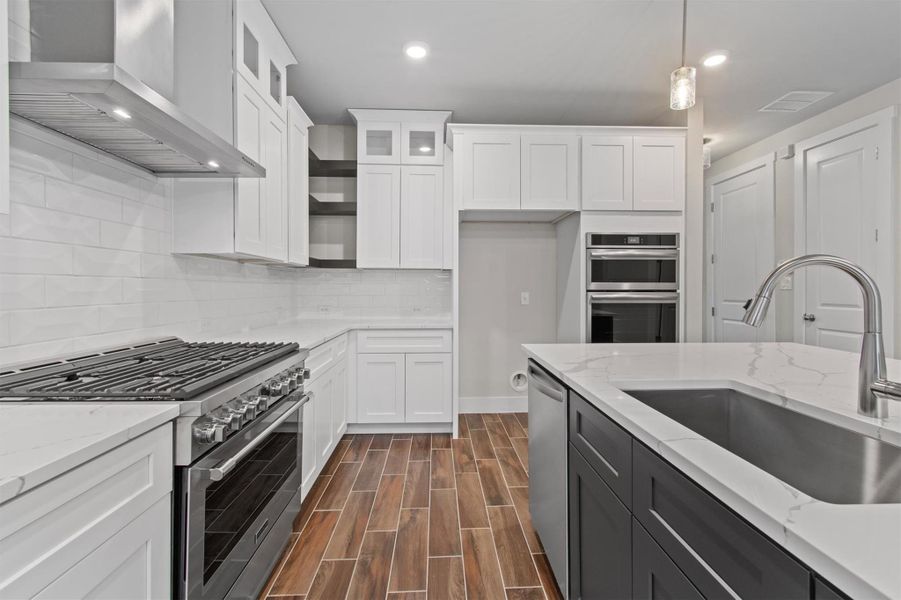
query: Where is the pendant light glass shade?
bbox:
[670,66,696,110]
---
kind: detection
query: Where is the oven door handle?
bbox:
[205,393,309,481]
[589,292,680,304]
[588,248,679,259]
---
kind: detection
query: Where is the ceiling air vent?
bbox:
[759,91,833,113]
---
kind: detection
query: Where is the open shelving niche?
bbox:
[308,125,358,269]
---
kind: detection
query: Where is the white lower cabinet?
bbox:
[300,340,348,497]
[356,330,453,425]
[0,425,172,600]
[405,353,452,422]
[356,353,406,423]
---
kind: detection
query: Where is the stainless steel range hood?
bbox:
[8,0,265,178]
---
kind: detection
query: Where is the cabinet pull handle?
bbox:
[649,508,741,600]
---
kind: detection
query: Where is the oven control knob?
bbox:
[268,379,284,397]
[194,422,226,444]
[255,394,270,411]
[302,368,311,380]
[286,371,299,391]
[228,405,249,425]
[240,398,259,419]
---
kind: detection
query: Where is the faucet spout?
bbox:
[742,254,897,418]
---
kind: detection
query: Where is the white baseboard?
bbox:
[346,422,453,434]
[459,395,527,413]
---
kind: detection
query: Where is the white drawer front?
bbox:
[357,329,452,354]
[0,424,173,594]
[307,333,348,382]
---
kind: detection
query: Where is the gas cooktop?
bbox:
[0,338,299,401]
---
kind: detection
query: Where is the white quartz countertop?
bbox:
[0,403,179,504]
[523,342,901,600]
[214,317,453,349]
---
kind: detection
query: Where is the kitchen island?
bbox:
[524,342,901,600]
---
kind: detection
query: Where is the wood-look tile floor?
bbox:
[259,413,564,600]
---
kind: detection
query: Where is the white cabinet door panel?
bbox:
[358,121,401,164]
[521,135,579,210]
[309,375,334,468]
[264,109,288,261]
[235,78,267,257]
[356,354,405,423]
[287,99,311,266]
[26,497,170,600]
[401,122,445,166]
[458,133,521,209]
[357,165,401,268]
[405,353,452,423]
[332,358,348,439]
[582,135,633,211]
[401,166,444,268]
[633,137,685,211]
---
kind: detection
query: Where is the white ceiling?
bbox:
[263,0,901,160]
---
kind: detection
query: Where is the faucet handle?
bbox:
[872,379,901,401]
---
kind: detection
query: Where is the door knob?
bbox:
[802,313,817,322]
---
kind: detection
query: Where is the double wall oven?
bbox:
[586,233,680,343]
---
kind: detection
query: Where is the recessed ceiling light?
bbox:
[112,108,132,120]
[404,41,429,60]
[207,160,220,169]
[702,51,729,68]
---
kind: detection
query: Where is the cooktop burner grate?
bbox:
[0,338,299,400]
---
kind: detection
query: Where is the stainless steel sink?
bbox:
[624,388,901,504]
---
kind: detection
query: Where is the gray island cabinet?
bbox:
[566,391,851,600]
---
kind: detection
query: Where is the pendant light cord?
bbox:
[681,0,688,65]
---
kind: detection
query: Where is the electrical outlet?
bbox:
[318,305,333,313]
[779,274,793,291]
[520,292,530,306]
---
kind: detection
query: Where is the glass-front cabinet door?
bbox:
[357,122,401,164]
[401,123,445,165]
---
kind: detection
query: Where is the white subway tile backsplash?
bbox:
[45,276,123,307]
[45,178,124,221]
[1,121,450,360]
[8,306,101,345]
[0,275,45,310]
[72,246,142,277]
[11,204,101,245]
[10,168,45,207]
[0,238,73,275]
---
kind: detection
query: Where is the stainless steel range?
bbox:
[0,338,311,600]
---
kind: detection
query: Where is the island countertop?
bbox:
[523,342,901,600]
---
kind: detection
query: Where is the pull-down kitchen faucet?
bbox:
[743,254,901,418]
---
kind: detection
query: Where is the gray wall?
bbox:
[705,78,901,353]
[459,222,557,401]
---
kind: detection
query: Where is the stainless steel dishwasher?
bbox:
[528,360,568,596]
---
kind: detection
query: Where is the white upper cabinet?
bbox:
[356,121,401,164]
[402,123,446,166]
[172,0,299,262]
[287,98,313,266]
[401,166,445,269]
[357,164,402,268]
[458,132,521,210]
[633,136,686,211]
[521,134,579,210]
[582,135,633,211]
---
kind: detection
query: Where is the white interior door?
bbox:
[801,126,881,353]
[710,158,775,342]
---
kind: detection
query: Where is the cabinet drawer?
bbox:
[357,329,451,354]
[0,425,172,594]
[633,442,809,599]
[569,392,632,507]
[307,333,347,382]
[633,518,703,600]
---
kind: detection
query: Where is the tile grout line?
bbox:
[450,430,469,600]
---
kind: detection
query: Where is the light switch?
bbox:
[520,292,530,305]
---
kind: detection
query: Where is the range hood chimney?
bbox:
[8,0,265,178]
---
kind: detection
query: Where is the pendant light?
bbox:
[670,0,696,110]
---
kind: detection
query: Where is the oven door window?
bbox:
[203,428,298,582]
[590,258,677,286]
[589,301,677,343]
